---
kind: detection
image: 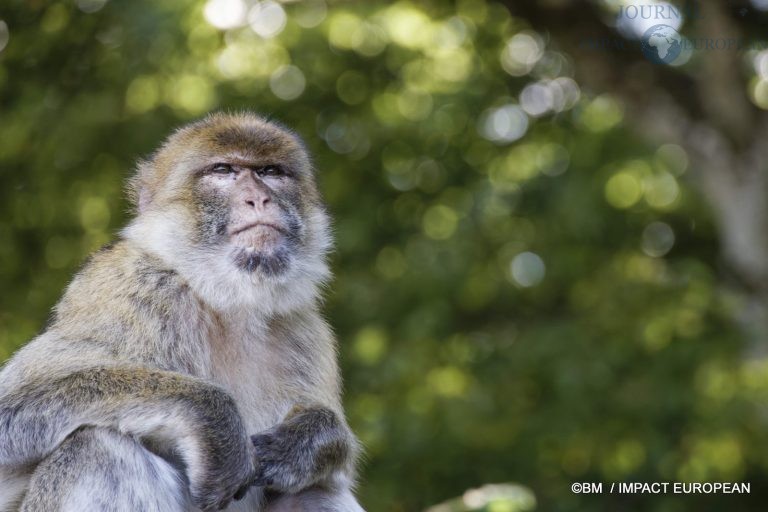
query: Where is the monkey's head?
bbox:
[123,112,332,313]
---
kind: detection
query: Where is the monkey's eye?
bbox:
[211,163,235,175]
[256,165,286,178]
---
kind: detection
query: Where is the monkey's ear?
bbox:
[127,160,153,214]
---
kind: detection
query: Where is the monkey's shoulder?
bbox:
[73,239,186,295]
[53,239,197,331]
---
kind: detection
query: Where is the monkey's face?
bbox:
[129,114,330,288]
[186,118,327,280]
[195,160,305,276]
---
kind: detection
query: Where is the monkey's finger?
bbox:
[250,433,274,448]
[251,475,275,487]
[234,485,249,501]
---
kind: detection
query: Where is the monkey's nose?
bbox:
[245,195,270,208]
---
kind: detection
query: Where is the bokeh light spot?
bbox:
[644,172,680,209]
[655,144,688,175]
[125,76,160,114]
[0,21,8,53]
[641,222,675,257]
[753,50,768,79]
[167,75,216,114]
[76,0,108,14]
[605,170,643,209]
[519,82,553,117]
[479,104,529,144]
[578,95,623,132]
[353,327,388,365]
[501,32,544,76]
[381,3,432,50]
[749,77,768,110]
[328,11,365,50]
[203,0,246,29]
[376,247,408,279]
[427,366,468,397]
[79,197,111,232]
[397,88,433,121]
[538,143,570,176]
[41,6,70,34]
[293,0,327,28]
[458,483,536,512]
[269,65,306,100]
[248,1,287,39]
[423,205,459,240]
[510,252,545,287]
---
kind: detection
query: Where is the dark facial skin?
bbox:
[194,159,304,276]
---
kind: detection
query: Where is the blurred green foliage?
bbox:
[0,0,766,510]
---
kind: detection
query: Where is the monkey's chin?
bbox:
[228,225,294,276]
[232,246,292,276]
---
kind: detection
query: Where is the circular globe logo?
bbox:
[641,24,682,65]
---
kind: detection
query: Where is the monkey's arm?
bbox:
[0,366,255,511]
[250,404,359,494]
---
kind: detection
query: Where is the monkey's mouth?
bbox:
[229,222,289,251]
[231,222,288,237]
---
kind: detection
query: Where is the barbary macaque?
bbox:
[0,113,363,512]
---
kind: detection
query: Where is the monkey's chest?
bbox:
[208,331,296,434]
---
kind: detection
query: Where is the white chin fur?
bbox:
[121,207,331,316]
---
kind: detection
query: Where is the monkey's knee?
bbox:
[265,487,364,512]
[21,427,188,512]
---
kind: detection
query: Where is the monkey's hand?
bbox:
[176,386,257,511]
[250,406,355,494]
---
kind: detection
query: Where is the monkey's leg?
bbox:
[21,427,189,512]
[265,487,365,512]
